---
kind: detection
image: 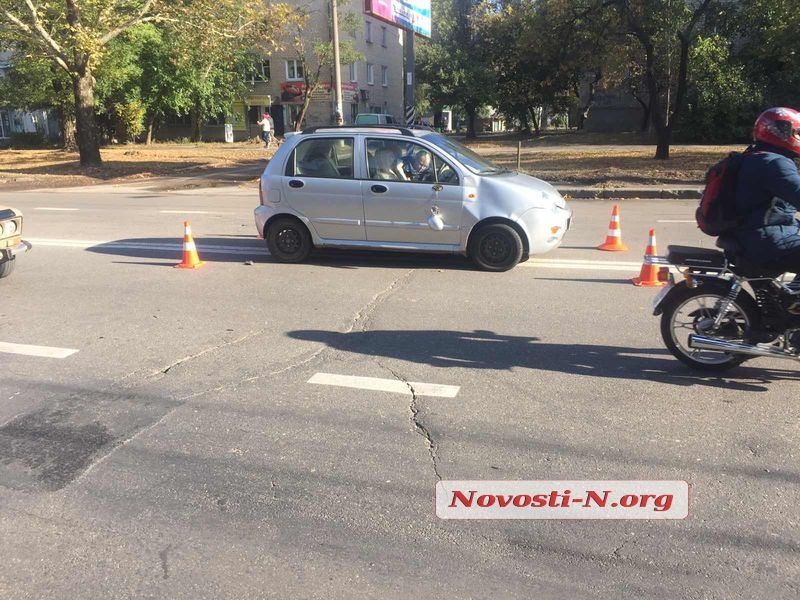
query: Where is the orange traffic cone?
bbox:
[632,228,668,287]
[597,205,629,251]
[175,220,205,269]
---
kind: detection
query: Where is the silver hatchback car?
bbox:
[255,126,571,271]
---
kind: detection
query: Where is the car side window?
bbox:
[366,139,406,181]
[400,142,459,185]
[433,156,459,185]
[286,138,354,178]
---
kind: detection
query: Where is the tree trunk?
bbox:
[190,110,203,143]
[634,96,651,132]
[58,107,77,151]
[146,118,155,145]
[577,71,601,130]
[465,103,477,140]
[295,78,322,132]
[72,71,101,166]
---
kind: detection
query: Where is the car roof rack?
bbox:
[300,124,433,137]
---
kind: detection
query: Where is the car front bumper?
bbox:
[521,205,572,255]
[3,240,32,258]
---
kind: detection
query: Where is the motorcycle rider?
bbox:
[731,107,800,298]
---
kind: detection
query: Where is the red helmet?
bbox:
[753,107,800,156]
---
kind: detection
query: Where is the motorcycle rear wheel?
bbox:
[660,285,759,371]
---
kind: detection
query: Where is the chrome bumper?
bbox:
[5,240,32,257]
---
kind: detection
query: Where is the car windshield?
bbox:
[422,133,508,175]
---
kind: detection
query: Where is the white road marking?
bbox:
[308,372,460,398]
[159,210,235,215]
[522,258,644,271]
[0,342,78,358]
[656,219,695,223]
[26,238,264,255]
[34,207,80,211]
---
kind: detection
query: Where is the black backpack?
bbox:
[696,151,747,236]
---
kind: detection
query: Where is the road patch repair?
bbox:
[0,390,179,491]
[308,372,460,398]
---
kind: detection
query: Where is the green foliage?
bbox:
[733,0,800,107]
[112,99,146,142]
[678,34,762,142]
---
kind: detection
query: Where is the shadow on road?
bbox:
[288,327,800,390]
[85,238,481,270]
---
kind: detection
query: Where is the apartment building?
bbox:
[205,0,406,141]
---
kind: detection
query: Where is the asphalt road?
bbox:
[1,183,798,599]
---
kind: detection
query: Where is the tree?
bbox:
[607,0,714,159]
[473,0,621,135]
[417,0,495,139]
[0,1,285,165]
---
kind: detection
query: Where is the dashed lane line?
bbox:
[308,372,460,398]
[0,342,79,358]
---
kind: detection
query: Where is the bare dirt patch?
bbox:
[0,133,740,191]
[0,141,272,191]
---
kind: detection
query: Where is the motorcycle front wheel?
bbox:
[660,284,760,371]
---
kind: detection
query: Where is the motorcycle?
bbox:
[652,237,800,371]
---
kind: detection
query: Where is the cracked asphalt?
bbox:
[0,185,798,599]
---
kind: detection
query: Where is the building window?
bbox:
[246,59,270,83]
[286,59,304,81]
[349,63,357,83]
[381,66,388,87]
[366,63,374,85]
[381,26,387,47]
[365,21,372,43]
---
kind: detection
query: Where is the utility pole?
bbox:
[404,29,415,126]
[331,0,344,125]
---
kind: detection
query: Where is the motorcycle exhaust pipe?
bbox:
[688,334,800,360]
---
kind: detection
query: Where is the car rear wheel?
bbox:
[0,257,15,279]
[469,224,523,272]
[266,217,312,263]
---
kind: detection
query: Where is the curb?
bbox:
[555,186,703,200]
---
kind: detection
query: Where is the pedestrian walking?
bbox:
[257,112,273,148]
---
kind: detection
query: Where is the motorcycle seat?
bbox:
[666,245,726,268]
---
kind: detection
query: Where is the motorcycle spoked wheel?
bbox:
[660,284,760,371]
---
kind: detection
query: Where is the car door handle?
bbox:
[432,184,443,192]
[289,179,304,188]
[371,184,388,193]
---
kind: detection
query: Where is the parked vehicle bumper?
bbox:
[3,240,32,258]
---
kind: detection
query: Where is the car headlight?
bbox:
[1,220,17,236]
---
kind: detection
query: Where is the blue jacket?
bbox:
[732,142,800,260]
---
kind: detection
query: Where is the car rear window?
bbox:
[285,137,355,178]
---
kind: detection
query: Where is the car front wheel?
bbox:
[469,224,523,272]
[266,217,312,263]
[0,256,15,279]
